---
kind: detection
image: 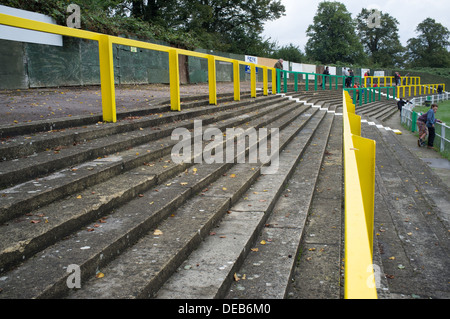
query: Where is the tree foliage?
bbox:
[0,0,285,54]
[305,1,365,65]
[271,43,305,64]
[2,0,450,70]
[406,18,450,68]
[356,9,404,68]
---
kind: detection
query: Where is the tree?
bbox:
[305,1,366,65]
[271,43,305,63]
[406,18,450,68]
[356,8,404,68]
[125,0,285,54]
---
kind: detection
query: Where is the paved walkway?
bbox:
[383,113,450,188]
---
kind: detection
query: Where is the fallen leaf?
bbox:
[260,240,266,245]
[76,195,82,199]
[30,220,40,224]
[153,229,163,236]
[230,174,236,178]
[234,273,240,282]
[96,272,105,279]
[251,248,259,252]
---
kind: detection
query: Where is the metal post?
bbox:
[251,64,257,98]
[233,61,240,101]
[98,35,117,122]
[208,55,217,104]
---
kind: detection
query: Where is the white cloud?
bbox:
[263,0,450,50]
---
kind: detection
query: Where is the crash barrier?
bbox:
[276,69,363,93]
[365,76,421,87]
[0,13,277,122]
[342,91,378,299]
[344,87,396,106]
[396,84,446,98]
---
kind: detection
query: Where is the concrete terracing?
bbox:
[0,84,448,300]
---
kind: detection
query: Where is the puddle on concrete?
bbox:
[420,158,450,170]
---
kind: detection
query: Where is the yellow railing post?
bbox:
[263,67,268,96]
[169,49,181,111]
[208,55,217,105]
[98,35,116,122]
[251,64,257,98]
[272,68,277,95]
[233,61,240,101]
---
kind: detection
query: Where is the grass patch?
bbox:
[413,100,450,160]
[413,99,450,124]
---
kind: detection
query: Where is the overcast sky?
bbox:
[262,0,450,50]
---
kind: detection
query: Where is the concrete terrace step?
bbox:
[0,89,344,299]
[0,95,289,223]
[0,91,326,298]
[222,113,338,299]
[0,91,251,138]
[278,92,343,115]
[0,94,274,174]
[0,96,302,273]
[356,101,399,122]
[67,105,330,299]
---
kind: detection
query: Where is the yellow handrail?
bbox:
[343,91,377,299]
[0,13,277,122]
[365,76,421,87]
[396,84,446,98]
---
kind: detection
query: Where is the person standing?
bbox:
[274,59,284,79]
[425,104,442,149]
[394,72,401,86]
[397,98,406,114]
[417,111,429,147]
[322,66,330,89]
[343,68,349,88]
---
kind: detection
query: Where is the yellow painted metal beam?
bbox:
[208,55,217,105]
[342,91,378,299]
[250,64,257,98]
[263,67,268,96]
[233,61,240,101]
[98,35,116,123]
[169,49,181,111]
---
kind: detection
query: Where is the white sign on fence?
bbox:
[0,5,63,46]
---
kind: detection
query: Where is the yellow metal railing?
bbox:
[343,91,377,299]
[396,84,446,98]
[0,13,277,122]
[365,76,421,87]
